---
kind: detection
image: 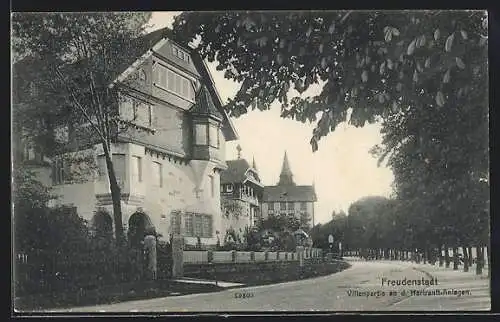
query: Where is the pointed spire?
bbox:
[236,144,242,159]
[278,150,295,186]
[252,156,258,171]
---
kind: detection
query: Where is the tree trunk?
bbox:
[462,246,469,272]
[486,245,490,277]
[444,246,450,268]
[467,246,473,268]
[476,246,483,275]
[453,247,459,270]
[103,146,125,247]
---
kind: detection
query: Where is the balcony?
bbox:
[239,192,259,206]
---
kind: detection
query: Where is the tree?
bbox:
[12,12,153,246]
[221,198,244,219]
[13,168,90,255]
[172,11,489,266]
[299,212,312,230]
[173,11,487,149]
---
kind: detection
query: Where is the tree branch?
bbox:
[53,66,108,148]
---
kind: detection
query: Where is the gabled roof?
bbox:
[138,27,238,141]
[263,185,317,202]
[221,159,251,184]
[190,85,223,120]
[221,158,262,185]
[15,26,239,142]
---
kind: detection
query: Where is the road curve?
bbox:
[49,260,456,312]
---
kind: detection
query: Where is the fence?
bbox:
[14,242,172,297]
[182,248,323,265]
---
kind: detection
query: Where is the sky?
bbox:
[148,12,395,224]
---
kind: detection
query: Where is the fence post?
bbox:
[297,246,304,267]
[232,250,237,263]
[265,251,269,261]
[251,251,255,261]
[277,251,280,261]
[171,235,184,278]
[207,250,213,263]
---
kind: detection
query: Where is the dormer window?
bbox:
[172,45,190,63]
[227,184,234,192]
[138,69,147,82]
[153,62,195,101]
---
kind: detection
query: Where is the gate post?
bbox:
[171,235,184,278]
[144,235,158,280]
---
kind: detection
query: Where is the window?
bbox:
[194,123,208,145]
[185,213,212,238]
[152,161,162,187]
[133,100,153,128]
[301,202,307,210]
[52,157,67,185]
[209,175,215,198]
[120,95,134,121]
[220,185,225,193]
[131,156,142,182]
[280,202,286,211]
[21,142,31,161]
[171,211,181,235]
[268,202,274,211]
[288,202,294,211]
[29,82,38,97]
[194,214,202,236]
[208,124,219,148]
[153,63,195,101]
[97,155,107,180]
[120,95,153,128]
[185,213,194,236]
[227,184,234,192]
[202,215,212,238]
[113,154,126,188]
[172,45,190,63]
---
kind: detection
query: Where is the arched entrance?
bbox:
[127,212,156,248]
[127,211,158,280]
[91,210,113,247]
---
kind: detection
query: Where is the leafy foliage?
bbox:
[221,198,244,219]
[173,11,487,149]
[173,11,489,249]
[12,12,152,245]
[13,168,89,254]
[258,213,301,233]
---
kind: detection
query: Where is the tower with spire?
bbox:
[262,150,318,230]
[220,145,264,232]
[278,151,295,186]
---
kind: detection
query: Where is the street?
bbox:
[48,259,490,312]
